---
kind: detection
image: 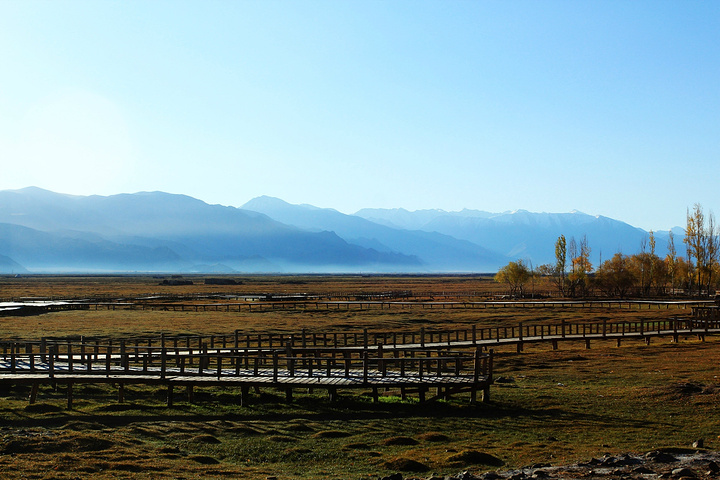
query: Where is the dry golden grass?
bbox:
[0,275,717,479]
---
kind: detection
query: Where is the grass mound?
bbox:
[382,436,419,446]
[446,450,503,466]
[188,454,220,464]
[383,457,430,472]
[194,434,221,444]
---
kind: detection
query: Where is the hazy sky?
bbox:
[1,1,717,231]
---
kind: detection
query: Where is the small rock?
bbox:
[692,439,704,448]
[707,461,720,473]
[646,451,679,463]
[672,467,697,478]
[508,473,527,480]
[531,471,549,479]
[481,472,502,480]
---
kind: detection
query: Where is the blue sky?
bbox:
[0,1,717,231]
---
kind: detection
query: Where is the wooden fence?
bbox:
[0,339,493,408]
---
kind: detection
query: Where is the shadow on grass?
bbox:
[0,389,660,435]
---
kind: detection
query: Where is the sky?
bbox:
[0,1,718,232]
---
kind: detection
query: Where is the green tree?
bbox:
[554,235,567,296]
[495,260,531,298]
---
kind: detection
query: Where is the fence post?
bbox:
[121,340,127,372]
[105,344,112,377]
[160,347,167,379]
[378,344,385,376]
[48,345,55,378]
[273,352,279,383]
[362,351,369,384]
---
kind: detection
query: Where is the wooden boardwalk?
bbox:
[2,315,719,408]
[0,343,493,408]
[1,299,712,316]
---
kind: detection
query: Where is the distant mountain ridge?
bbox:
[354,206,668,266]
[0,187,675,273]
[0,188,418,273]
[241,196,507,271]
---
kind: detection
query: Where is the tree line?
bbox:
[495,203,719,298]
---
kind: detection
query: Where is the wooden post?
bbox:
[118,383,125,403]
[29,384,39,404]
[378,344,385,376]
[67,382,74,410]
[167,385,174,407]
[160,348,167,379]
[272,352,279,383]
[585,338,591,349]
[48,345,55,378]
[362,351,369,384]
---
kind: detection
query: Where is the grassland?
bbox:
[0,275,717,479]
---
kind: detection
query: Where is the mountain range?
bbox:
[0,187,678,274]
